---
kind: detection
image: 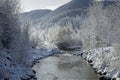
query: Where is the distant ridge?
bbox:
[37,0,93,29]
[20,9,52,24]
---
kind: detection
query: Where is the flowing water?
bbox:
[33,52,99,80]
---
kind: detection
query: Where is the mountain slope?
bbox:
[20,0,117,29]
[20,9,52,24]
[36,0,92,29]
[55,0,92,11]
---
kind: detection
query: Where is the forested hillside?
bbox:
[20,9,52,24]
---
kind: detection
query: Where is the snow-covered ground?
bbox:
[1,44,120,80]
[0,49,36,80]
[80,47,120,80]
[0,48,61,80]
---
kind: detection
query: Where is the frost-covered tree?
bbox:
[81,2,114,50]
[0,0,33,65]
[80,2,101,50]
[105,3,120,56]
[0,0,20,49]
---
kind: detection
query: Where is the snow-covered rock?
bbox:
[107,67,119,78]
[81,47,120,79]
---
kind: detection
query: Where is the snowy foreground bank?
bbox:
[0,48,61,80]
[80,47,120,80]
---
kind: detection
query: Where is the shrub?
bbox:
[46,24,83,50]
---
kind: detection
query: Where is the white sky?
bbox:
[20,0,71,12]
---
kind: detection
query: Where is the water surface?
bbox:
[33,52,99,80]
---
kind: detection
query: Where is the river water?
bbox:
[33,52,99,80]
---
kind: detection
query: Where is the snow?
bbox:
[107,67,119,78]
[81,47,120,79]
[0,48,61,80]
[0,49,36,80]
[116,78,120,80]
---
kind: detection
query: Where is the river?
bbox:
[33,52,99,80]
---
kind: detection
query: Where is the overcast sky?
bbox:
[20,0,71,12]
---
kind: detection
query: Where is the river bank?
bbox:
[79,47,120,80]
[33,52,99,80]
[25,47,120,80]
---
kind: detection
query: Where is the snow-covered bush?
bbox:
[28,26,43,49]
[46,24,83,50]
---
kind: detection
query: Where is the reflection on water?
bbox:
[33,52,99,80]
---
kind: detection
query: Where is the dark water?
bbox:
[33,52,99,80]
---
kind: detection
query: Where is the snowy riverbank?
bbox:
[0,48,61,80]
[80,47,120,80]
